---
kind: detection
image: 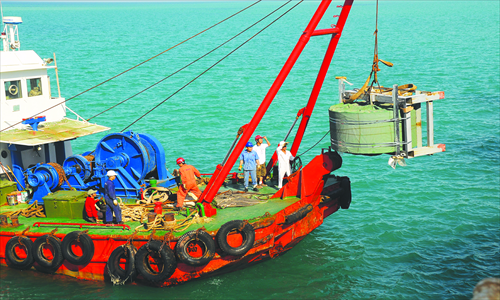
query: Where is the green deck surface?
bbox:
[0,184,298,238]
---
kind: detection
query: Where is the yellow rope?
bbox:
[1,200,45,218]
[132,209,209,233]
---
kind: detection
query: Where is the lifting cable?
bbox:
[296,130,330,158]
[88,0,293,122]
[121,0,303,132]
[348,0,393,102]
[0,0,261,133]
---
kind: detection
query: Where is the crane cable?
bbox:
[121,0,303,132]
[347,0,393,102]
[88,0,292,122]
[0,0,262,133]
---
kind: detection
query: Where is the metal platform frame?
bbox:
[338,78,445,158]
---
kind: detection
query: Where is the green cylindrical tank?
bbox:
[329,103,417,155]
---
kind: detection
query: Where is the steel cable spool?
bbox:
[27,163,63,190]
[329,103,417,155]
[94,132,157,182]
[63,155,92,182]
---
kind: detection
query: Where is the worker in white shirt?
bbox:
[253,135,271,186]
[276,141,295,188]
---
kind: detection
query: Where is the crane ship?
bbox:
[0,0,444,286]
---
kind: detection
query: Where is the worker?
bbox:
[176,157,202,209]
[238,142,260,192]
[254,135,271,186]
[84,189,102,223]
[104,170,123,224]
[277,141,295,189]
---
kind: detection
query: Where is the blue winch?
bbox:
[25,131,177,203]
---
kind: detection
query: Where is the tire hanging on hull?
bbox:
[135,240,177,283]
[338,176,352,209]
[61,231,95,266]
[32,235,64,273]
[216,220,255,256]
[107,243,137,285]
[5,236,34,270]
[284,204,313,225]
[175,230,215,266]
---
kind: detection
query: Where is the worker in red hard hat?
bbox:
[254,134,271,186]
[175,158,202,209]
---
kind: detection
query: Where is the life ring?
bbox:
[61,231,95,265]
[284,204,313,225]
[5,236,34,270]
[216,220,255,256]
[135,240,177,283]
[339,177,351,209]
[175,230,215,266]
[107,244,137,283]
[8,84,18,95]
[33,234,64,273]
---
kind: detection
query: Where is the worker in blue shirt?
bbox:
[238,142,260,192]
[104,170,123,224]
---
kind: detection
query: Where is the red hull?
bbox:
[0,192,341,286]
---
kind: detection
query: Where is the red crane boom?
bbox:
[198,0,354,217]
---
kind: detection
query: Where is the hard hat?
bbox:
[246,142,254,148]
[106,170,117,177]
[176,157,185,164]
[278,141,288,148]
[87,189,97,195]
[255,135,263,141]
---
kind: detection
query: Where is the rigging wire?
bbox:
[87,0,292,122]
[347,0,392,102]
[0,0,261,133]
[296,130,331,158]
[121,0,303,132]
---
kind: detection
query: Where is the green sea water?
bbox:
[1,1,499,299]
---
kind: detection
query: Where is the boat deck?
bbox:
[0,183,298,239]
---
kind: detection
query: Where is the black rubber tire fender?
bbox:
[216,220,255,256]
[339,177,352,209]
[284,204,313,225]
[5,236,34,270]
[175,230,215,266]
[32,234,64,273]
[135,240,177,283]
[107,244,137,282]
[61,231,95,265]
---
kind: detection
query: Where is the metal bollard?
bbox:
[163,213,176,230]
[11,215,19,227]
[147,212,157,223]
[163,213,175,222]
[0,215,8,226]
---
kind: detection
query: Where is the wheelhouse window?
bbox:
[4,80,22,100]
[28,78,42,97]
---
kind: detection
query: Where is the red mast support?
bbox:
[198,0,354,217]
[289,0,353,157]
